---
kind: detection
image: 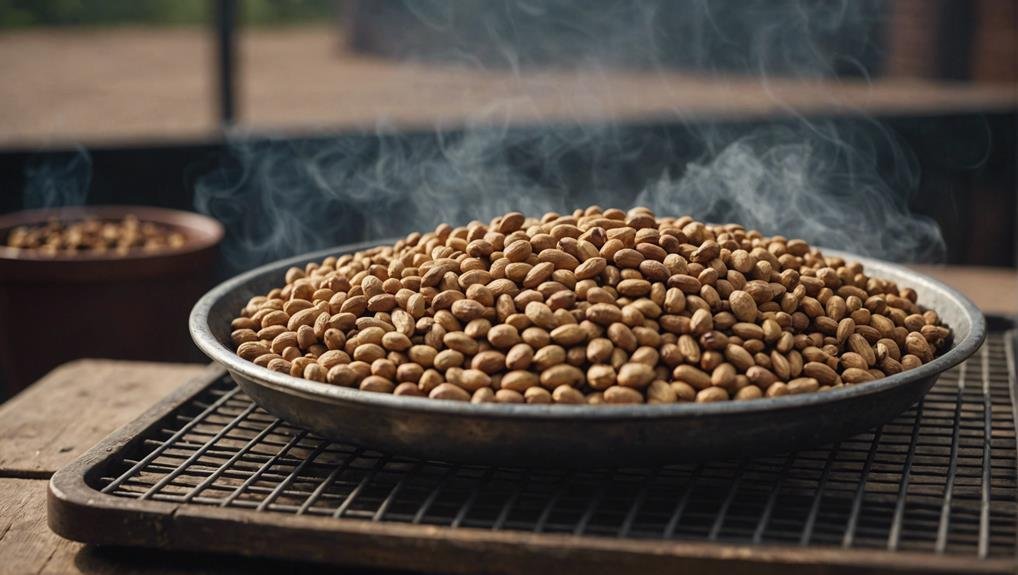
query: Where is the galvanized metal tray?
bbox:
[189,242,986,466]
[48,323,1017,573]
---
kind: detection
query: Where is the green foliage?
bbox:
[0,0,333,28]
[243,0,333,25]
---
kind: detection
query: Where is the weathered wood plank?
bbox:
[0,360,213,476]
[0,478,80,574]
[1,478,374,575]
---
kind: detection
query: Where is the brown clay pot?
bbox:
[0,206,223,396]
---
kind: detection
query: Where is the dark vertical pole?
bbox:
[215,0,238,127]
[935,0,975,80]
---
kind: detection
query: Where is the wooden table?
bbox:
[1,266,1014,573]
[0,361,397,574]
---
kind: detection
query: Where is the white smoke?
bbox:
[194,0,947,272]
[22,146,91,210]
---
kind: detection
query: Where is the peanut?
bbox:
[430,383,471,401]
[5,214,187,256]
[231,207,951,406]
[617,363,655,388]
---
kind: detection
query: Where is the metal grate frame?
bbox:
[49,328,1018,574]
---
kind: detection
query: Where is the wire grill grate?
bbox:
[95,333,1018,561]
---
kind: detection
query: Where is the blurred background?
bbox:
[0,0,1015,395]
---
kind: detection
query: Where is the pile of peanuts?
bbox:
[230,207,951,405]
[4,215,186,256]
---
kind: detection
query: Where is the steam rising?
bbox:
[188,0,941,270]
[23,147,91,210]
[638,121,944,261]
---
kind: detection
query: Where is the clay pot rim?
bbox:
[0,205,224,264]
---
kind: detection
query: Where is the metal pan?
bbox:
[190,241,986,467]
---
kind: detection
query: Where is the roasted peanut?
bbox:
[231,207,950,406]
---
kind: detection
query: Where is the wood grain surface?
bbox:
[0,478,386,575]
[0,360,208,575]
[0,359,212,477]
[0,478,78,574]
[0,360,382,574]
